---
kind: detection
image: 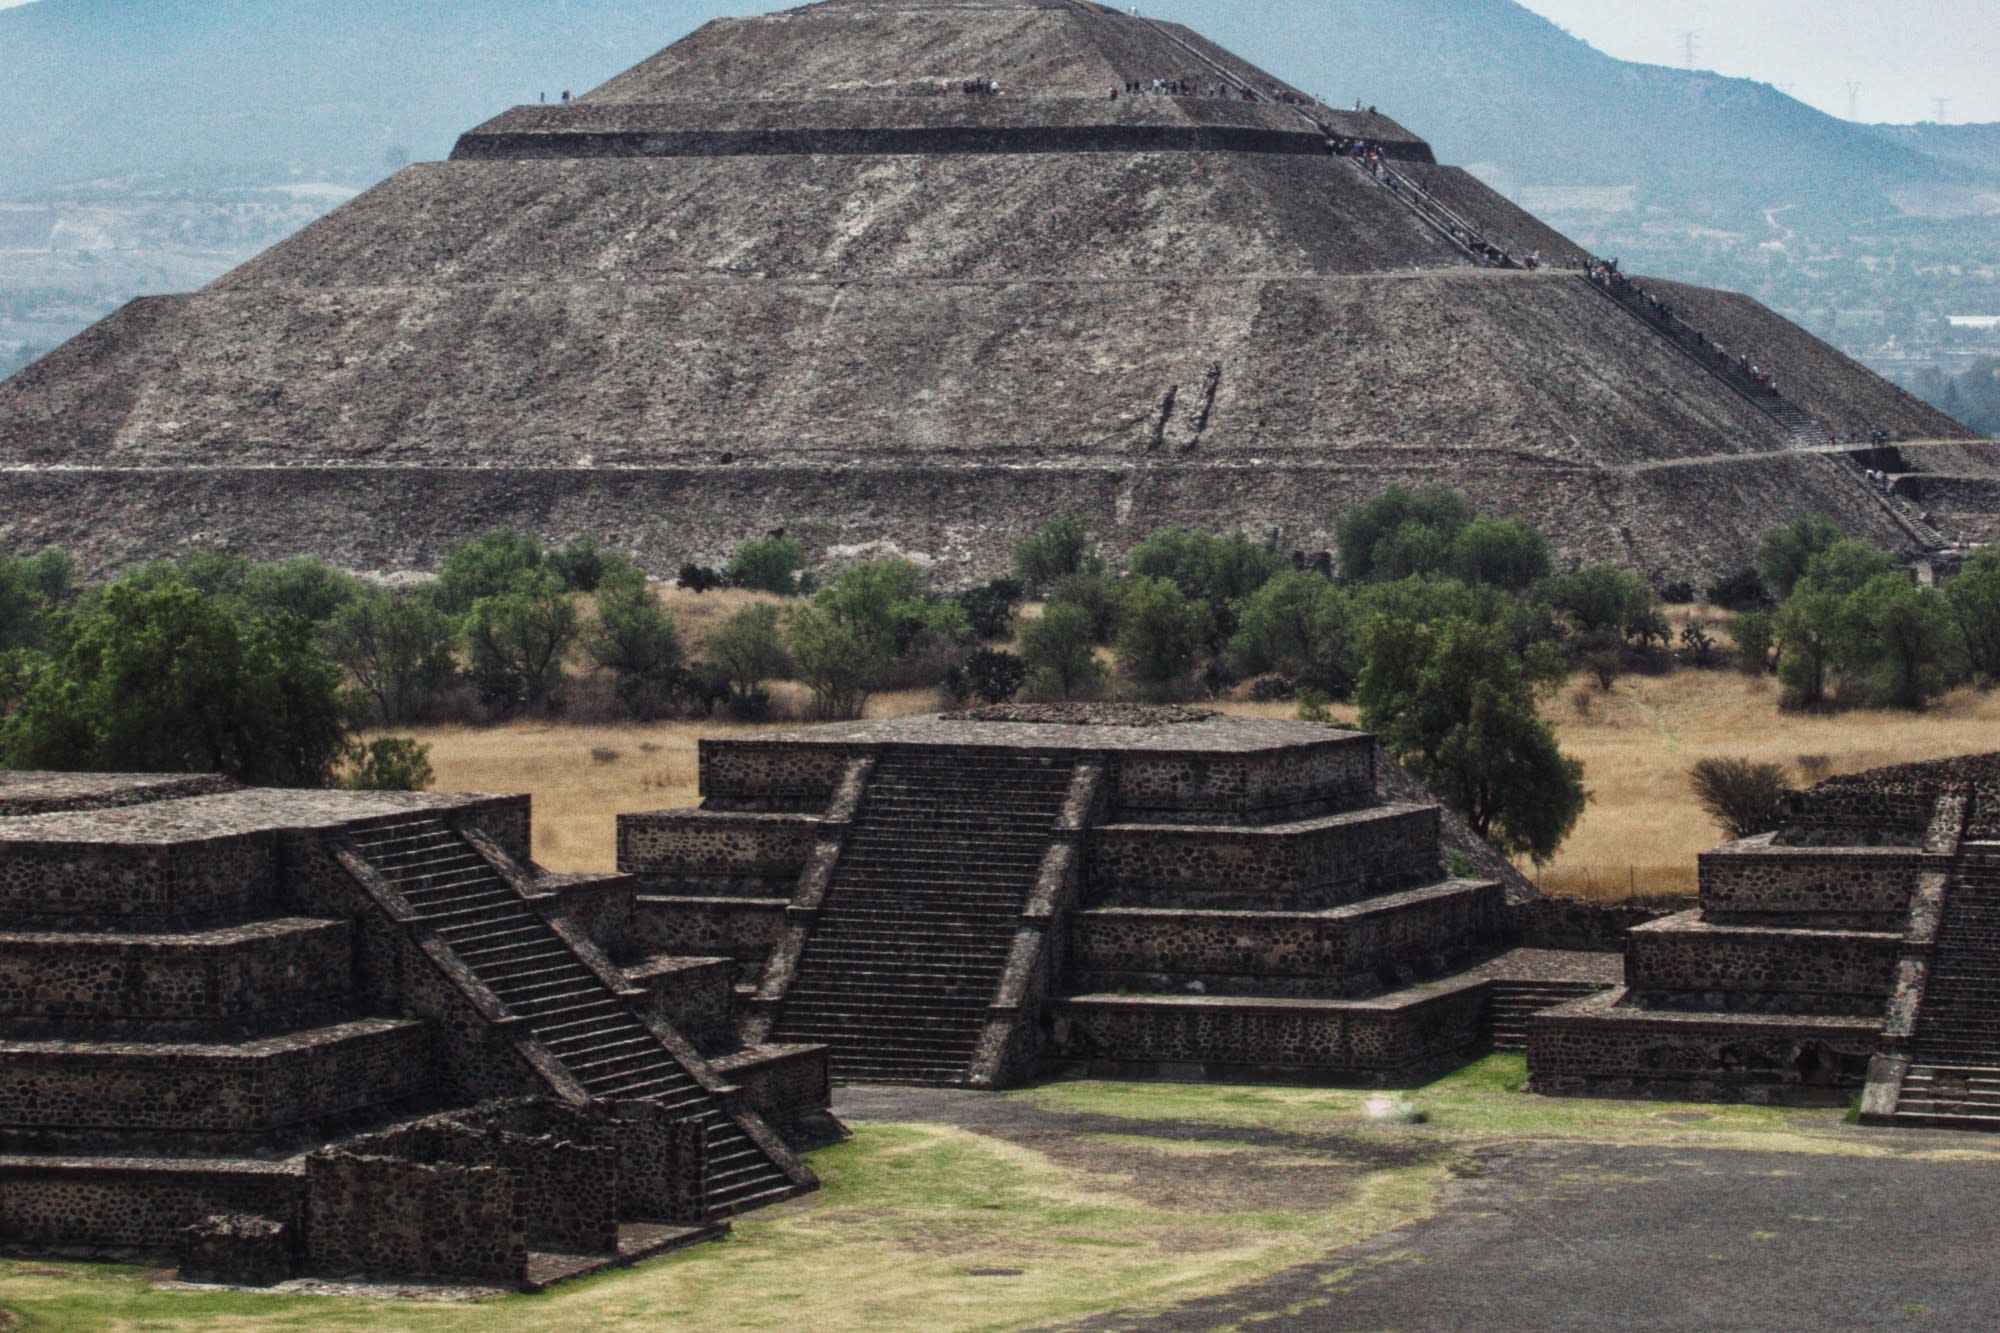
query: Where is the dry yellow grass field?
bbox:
[403,686,940,870]
[397,650,2000,901]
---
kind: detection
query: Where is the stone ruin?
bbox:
[619,707,1616,1087]
[0,773,836,1289]
[1,0,1991,583]
[1531,754,2000,1125]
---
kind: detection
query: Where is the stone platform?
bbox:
[623,706,1606,1088]
[1531,755,2000,1121]
[0,772,832,1287]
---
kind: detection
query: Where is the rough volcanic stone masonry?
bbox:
[621,707,1612,1087]
[0,773,836,1288]
[1531,754,2000,1125]
[0,0,1990,583]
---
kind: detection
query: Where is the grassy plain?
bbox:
[8,1057,1981,1333]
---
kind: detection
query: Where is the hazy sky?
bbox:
[0,0,1990,125]
[1515,0,1999,124]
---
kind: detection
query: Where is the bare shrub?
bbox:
[1568,688,1593,719]
[590,746,621,765]
[1688,757,1794,840]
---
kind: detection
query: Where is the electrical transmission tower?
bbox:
[1933,97,1954,124]
[1845,81,1863,121]
[1679,29,1700,70]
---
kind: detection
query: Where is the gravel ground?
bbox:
[837,1085,2000,1332]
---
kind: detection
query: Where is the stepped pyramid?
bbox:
[0,775,831,1286]
[1531,754,2000,1123]
[1,0,1993,581]
[618,706,1615,1088]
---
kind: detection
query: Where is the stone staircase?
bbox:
[1896,853,2000,1127]
[347,816,800,1216]
[771,748,1075,1085]
[1581,273,1838,450]
[1486,979,1610,1051]
[1836,454,1953,552]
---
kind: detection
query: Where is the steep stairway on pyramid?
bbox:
[1892,851,2000,1127]
[1581,272,1856,455]
[768,749,1076,1085]
[348,815,805,1215]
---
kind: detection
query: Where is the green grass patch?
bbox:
[0,1122,1446,1333]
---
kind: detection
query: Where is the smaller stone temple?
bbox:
[0,773,834,1289]
[620,705,1610,1088]
[1531,755,2000,1126]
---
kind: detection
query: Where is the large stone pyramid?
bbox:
[2,0,1992,581]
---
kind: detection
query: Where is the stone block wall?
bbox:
[1623,913,1901,1015]
[304,1153,527,1283]
[1104,738,1374,824]
[1698,842,1929,927]
[0,919,351,1039]
[1054,981,1486,1079]
[1507,896,1683,951]
[632,895,789,986]
[0,1018,432,1153]
[627,956,737,1054]
[538,873,638,963]
[0,835,277,930]
[710,1045,833,1144]
[618,812,823,895]
[1085,806,1439,910]
[1067,881,1504,999]
[0,1157,303,1252]
[176,1211,293,1286]
[1529,992,1879,1105]
[697,742,853,810]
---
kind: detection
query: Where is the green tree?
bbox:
[324,587,457,725]
[1127,529,1287,609]
[1226,570,1357,696]
[1842,574,1959,710]
[1113,577,1210,695]
[1334,485,1474,583]
[547,536,627,593]
[1758,513,1846,600]
[2,579,348,786]
[1018,602,1105,701]
[703,604,790,698]
[0,558,57,653]
[1946,546,2000,681]
[1774,587,1845,709]
[1447,517,1551,592]
[438,530,546,615]
[1544,565,1655,638]
[1045,571,1121,644]
[343,737,436,792]
[242,557,365,625]
[788,605,884,720]
[1011,514,1106,596]
[588,568,683,719]
[726,535,809,596]
[465,569,579,714]
[1730,611,1777,675]
[1358,614,1585,862]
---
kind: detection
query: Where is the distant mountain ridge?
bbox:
[1,0,1991,214]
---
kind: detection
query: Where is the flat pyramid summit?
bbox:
[0,0,1992,581]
